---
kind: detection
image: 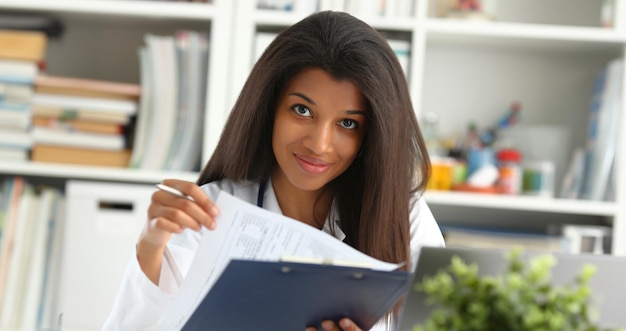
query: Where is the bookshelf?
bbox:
[0,0,234,176]
[415,0,626,257]
[0,2,236,329]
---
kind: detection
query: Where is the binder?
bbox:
[181,259,411,330]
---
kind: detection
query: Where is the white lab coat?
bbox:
[102,178,445,331]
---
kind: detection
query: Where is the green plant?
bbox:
[413,248,623,331]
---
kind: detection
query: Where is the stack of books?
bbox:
[130,30,209,171]
[0,29,47,162]
[0,177,65,330]
[30,75,140,168]
[442,225,566,253]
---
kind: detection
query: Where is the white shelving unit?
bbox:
[415,0,626,256]
[0,0,624,256]
[0,0,234,181]
[0,2,235,329]
[228,0,626,256]
[0,0,216,19]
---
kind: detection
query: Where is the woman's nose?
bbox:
[304,122,334,155]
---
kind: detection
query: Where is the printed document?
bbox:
[157,191,399,330]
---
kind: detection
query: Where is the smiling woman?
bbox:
[103,10,445,331]
[271,68,367,227]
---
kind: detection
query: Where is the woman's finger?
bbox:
[162,179,219,217]
[338,318,362,331]
[321,320,341,331]
[149,216,183,234]
[151,190,215,230]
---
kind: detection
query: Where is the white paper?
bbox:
[157,191,399,330]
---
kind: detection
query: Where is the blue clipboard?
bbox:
[181,259,411,330]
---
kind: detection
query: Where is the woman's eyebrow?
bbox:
[288,92,365,115]
[346,110,366,116]
[288,92,315,105]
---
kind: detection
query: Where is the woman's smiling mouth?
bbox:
[294,154,332,174]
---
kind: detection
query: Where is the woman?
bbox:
[103,10,444,331]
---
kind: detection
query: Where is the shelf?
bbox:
[254,9,416,31]
[0,162,199,184]
[424,191,617,217]
[425,19,626,54]
[0,0,215,21]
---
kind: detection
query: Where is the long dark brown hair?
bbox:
[197,11,430,267]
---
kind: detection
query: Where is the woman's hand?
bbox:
[137,179,218,284]
[306,318,363,331]
[141,179,219,248]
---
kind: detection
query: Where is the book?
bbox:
[0,29,47,62]
[34,75,141,101]
[31,144,131,168]
[0,102,31,131]
[32,127,125,151]
[587,59,622,201]
[38,195,66,330]
[164,31,209,171]
[128,47,153,168]
[0,129,32,149]
[20,188,59,329]
[32,93,138,116]
[0,184,39,329]
[139,34,179,169]
[33,105,130,125]
[0,59,38,85]
[442,225,565,253]
[0,177,27,322]
[157,191,408,330]
[559,147,585,199]
[0,82,33,103]
[0,147,28,161]
[32,116,124,135]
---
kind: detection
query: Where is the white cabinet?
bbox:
[60,180,155,330]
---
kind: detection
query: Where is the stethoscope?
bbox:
[256,180,394,331]
[257,180,266,208]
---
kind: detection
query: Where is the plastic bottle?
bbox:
[496,148,522,194]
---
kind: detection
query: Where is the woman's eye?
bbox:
[339,119,357,129]
[292,104,311,117]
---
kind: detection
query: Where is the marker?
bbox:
[155,183,196,202]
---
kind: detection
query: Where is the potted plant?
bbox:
[413,248,623,331]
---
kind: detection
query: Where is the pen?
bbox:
[155,183,196,202]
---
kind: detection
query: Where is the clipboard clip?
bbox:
[279,256,407,271]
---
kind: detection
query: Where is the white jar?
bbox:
[522,160,555,197]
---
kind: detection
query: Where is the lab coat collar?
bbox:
[263,178,346,242]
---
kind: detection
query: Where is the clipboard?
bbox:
[181,259,411,330]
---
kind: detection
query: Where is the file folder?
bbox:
[181,259,411,330]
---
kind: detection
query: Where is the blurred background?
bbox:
[0,0,624,330]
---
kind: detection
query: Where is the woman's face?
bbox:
[272,68,367,193]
